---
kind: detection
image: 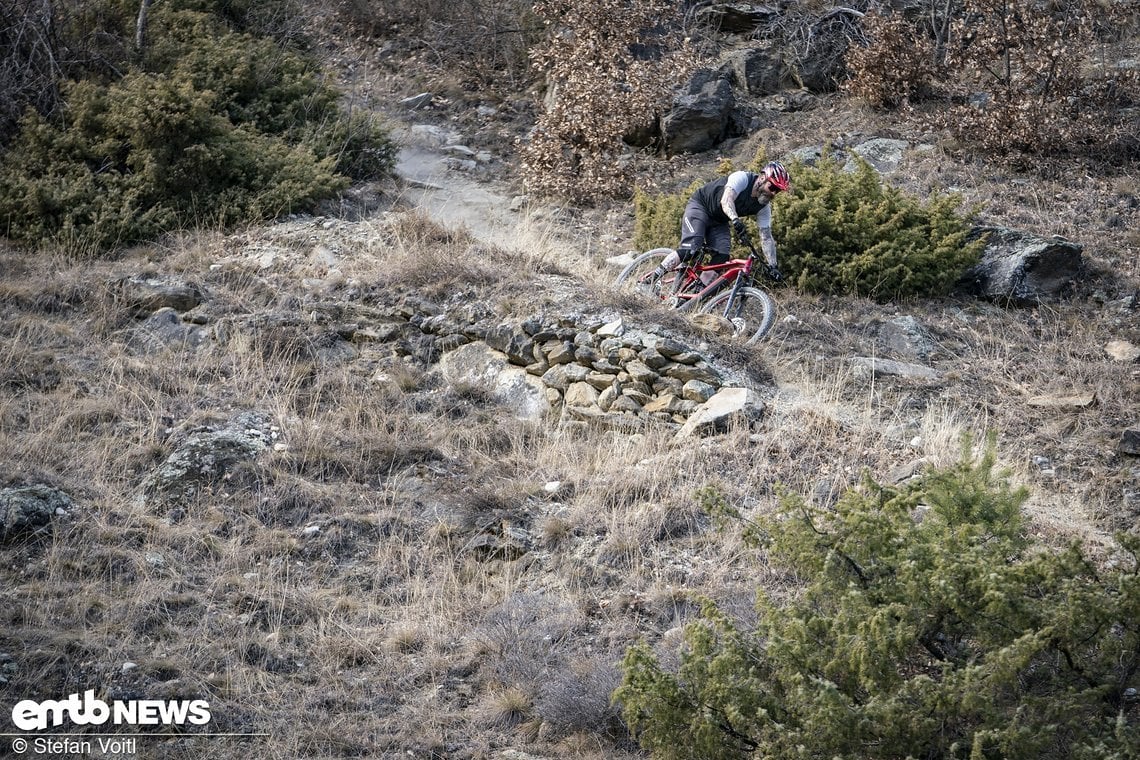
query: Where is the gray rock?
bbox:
[723,41,789,95]
[662,69,735,155]
[484,326,535,366]
[852,357,943,380]
[847,138,910,174]
[545,342,576,365]
[540,365,572,392]
[1120,429,1140,456]
[682,379,717,403]
[664,363,721,384]
[625,360,658,384]
[637,347,669,370]
[697,3,780,33]
[610,395,643,414]
[438,342,550,421]
[563,363,590,383]
[879,315,935,361]
[143,427,268,504]
[1,485,71,540]
[114,276,203,316]
[676,387,765,439]
[401,93,433,109]
[960,226,1084,305]
[129,308,210,352]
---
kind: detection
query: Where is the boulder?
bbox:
[878,315,935,361]
[0,485,71,541]
[852,357,943,381]
[439,342,550,421]
[129,308,211,353]
[143,425,270,505]
[696,3,780,33]
[846,138,911,174]
[662,69,735,155]
[113,276,203,316]
[484,325,536,367]
[676,387,764,439]
[1120,429,1140,456]
[959,227,1084,304]
[723,42,789,95]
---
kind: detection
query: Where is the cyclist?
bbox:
[646,161,789,287]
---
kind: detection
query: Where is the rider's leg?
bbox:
[652,201,709,279]
[699,226,732,286]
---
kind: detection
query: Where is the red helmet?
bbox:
[762,161,791,191]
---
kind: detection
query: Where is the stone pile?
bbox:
[422,310,763,434]
[117,268,764,435]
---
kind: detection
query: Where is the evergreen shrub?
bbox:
[0,6,395,252]
[632,181,702,252]
[632,154,984,301]
[615,443,1140,759]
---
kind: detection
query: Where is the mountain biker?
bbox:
[647,161,790,287]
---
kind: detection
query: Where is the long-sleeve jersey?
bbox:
[693,171,777,266]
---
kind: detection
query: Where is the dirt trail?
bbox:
[393,130,522,245]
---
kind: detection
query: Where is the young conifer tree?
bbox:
[617,441,1140,759]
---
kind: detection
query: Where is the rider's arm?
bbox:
[720,171,751,220]
[720,187,739,221]
[755,205,777,267]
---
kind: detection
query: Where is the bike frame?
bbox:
[669,246,760,312]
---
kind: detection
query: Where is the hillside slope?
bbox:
[2,12,1140,760]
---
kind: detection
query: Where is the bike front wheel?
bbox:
[698,286,776,344]
[613,248,679,304]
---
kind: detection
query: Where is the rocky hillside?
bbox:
[2,5,1140,760]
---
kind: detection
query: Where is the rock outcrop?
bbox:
[0,484,71,541]
[960,226,1084,304]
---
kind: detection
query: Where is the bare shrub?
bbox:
[519,0,696,204]
[844,0,1140,161]
[534,657,625,739]
[844,7,939,107]
[0,1,62,144]
[476,592,581,687]
[766,3,868,92]
[940,0,1140,159]
[333,0,541,89]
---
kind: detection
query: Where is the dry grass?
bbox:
[2,91,1139,760]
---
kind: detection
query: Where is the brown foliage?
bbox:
[519,0,696,205]
[940,0,1139,158]
[844,7,939,108]
[844,0,1140,161]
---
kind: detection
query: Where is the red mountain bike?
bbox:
[613,241,778,344]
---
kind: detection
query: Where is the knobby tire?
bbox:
[613,248,679,302]
[699,286,776,344]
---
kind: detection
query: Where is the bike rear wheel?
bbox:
[614,249,680,303]
[699,286,776,344]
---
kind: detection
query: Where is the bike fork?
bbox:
[716,281,745,316]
